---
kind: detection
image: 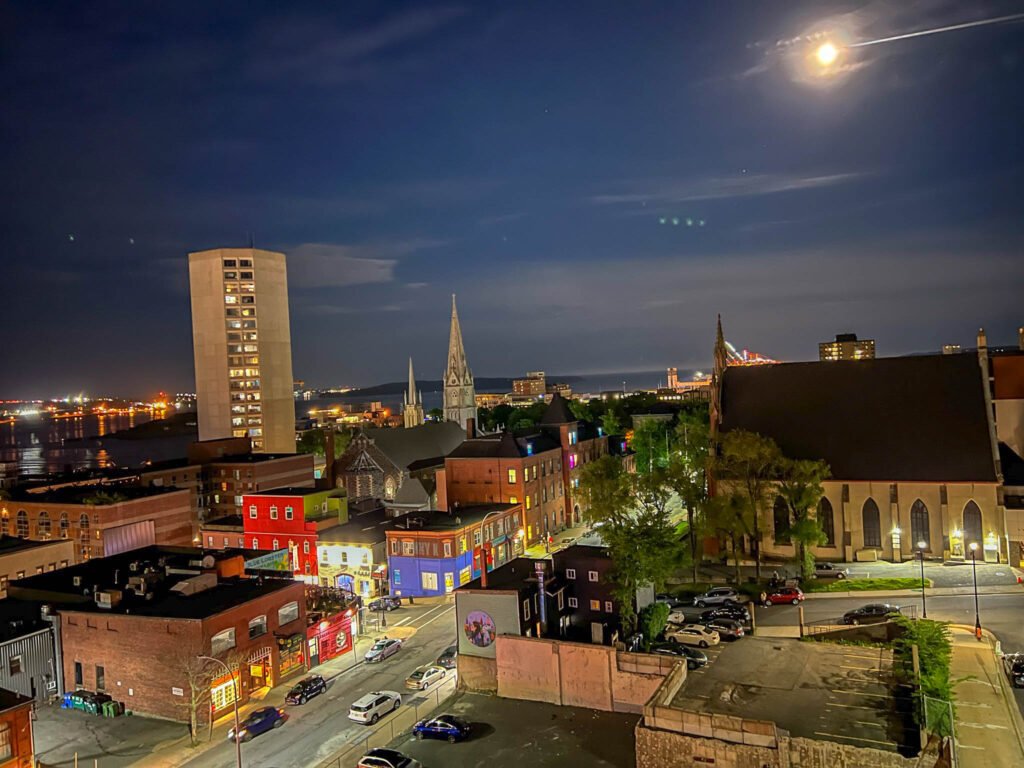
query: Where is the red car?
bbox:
[763,587,804,606]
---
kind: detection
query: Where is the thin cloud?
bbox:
[591,171,868,206]
[286,239,449,289]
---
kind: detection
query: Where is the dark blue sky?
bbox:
[3,1,1023,397]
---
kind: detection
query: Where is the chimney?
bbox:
[465,417,476,439]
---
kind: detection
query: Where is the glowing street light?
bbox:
[816,42,839,65]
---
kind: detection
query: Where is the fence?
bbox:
[803,605,917,636]
[315,675,458,768]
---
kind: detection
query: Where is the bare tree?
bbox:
[169,641,246,745]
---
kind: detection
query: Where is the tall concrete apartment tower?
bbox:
[443,295,477,432]
[403,357,424,428]
[188,247,295,453]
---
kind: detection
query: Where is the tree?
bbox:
[576,455,687,633]
[296,429,325,456]
[638,601,670,648]
[714,430,783,581]
[601,407,625,436]
[171,642,245,745]
[427,407,443,421]
[665,412,711,583]
[703,491,755,584]
[776,458,831,581]
[631,419,672,475]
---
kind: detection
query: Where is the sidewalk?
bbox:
[803,583,1024,600]
[950,627,1024,767]
[523,524,592,558]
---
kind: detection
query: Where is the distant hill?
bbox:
[350,375,582,397]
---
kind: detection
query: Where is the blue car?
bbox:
[412,713,472,743]
[227,706,288,742]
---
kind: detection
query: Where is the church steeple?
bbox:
[443,294,477,432]
[710,314,727,438]
[403,357,424,428]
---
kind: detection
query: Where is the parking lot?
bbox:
[378,691,640,768]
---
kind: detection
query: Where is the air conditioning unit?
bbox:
[73,576,82,587]
[94,590,122,609]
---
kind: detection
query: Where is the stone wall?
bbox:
[493,635,673,713]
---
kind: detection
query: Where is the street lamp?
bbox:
[197,655,242,768]
[969,542,981,640]
[916,541,927,618]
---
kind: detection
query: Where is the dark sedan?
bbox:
[436,644,458,669]
[650,642,708,669]
[700,605,750,624]
[227,706,287,742]
[413,713,472,743]
[1003,653,1024,687]
[704,617,744,640]
[369,596,402,612]
[842,604,902,625]
[285,674,326,705]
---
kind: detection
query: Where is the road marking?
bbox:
[841,665,880,671]
[406,602,452,627]
[825,703,878,711]
[814,731,894,747]
[960,722,1009,730]
[831,689,889,698]
[416,605,455,630]
[855,721,886,728]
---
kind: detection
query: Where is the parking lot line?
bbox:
[814,731,895,748]
[825,702,878,711]
[855,721,886,728]
[840,665,879,671]
[830,689,889,698]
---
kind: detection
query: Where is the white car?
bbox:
[667,609,689,625]
[665,624,720,648]
[405,664,447,690]
[348,691,402,725]
[357,749,422,768]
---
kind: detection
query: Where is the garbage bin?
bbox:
[101,700,122,718]
[62,693,74,709]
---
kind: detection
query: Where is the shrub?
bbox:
[638,601,670,647]
[889,614,954,738]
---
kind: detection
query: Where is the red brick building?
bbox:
[8,546,306,725]
[444,395,615,546]
[1,485,192,562]
[0,689,34,768]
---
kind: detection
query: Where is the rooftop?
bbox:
[0,534,72,556]
[360,421,467,471]
[246,486,335,498]
[0,598,48,642]
[720,354,999,482]
[318,509,415,545]
[458,556,560,592]
[201,514,244,530]
[385,504,519,534]
[669,637,912,753]
[8,482,188,505]
[0,687,34,714]
[7,545,300,620]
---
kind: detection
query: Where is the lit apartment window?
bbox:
[590,600,600,611]
[270,507,278,520]
[507,468,516,484]
[509,496,518,504]
[526,496,531,510]
[532,465,537,480]
[285,507,293,520]
[566,568,576,579]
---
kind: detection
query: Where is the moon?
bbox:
[816,42,838,65]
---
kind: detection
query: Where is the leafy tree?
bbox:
[631,419,673,475]
[776,458,831,580]
[296,429,326,456]
[505,402,548,432]
[569,398,600,423]
[889,614,956,738]
[714,430,783,581]
[427,407,443,421]
[576,455,687,633]
[638,601,670,648]
[665,412,711,583]
[480,404,514,431]
[703,491,755,584]
[601,407,625,436]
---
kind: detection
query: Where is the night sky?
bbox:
[3,1,1023,398]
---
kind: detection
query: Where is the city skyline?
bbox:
[2,1,1023,397]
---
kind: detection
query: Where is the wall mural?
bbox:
[463,609,497,648]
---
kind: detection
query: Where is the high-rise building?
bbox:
[403,357,424,428]
[443,295,477,432]
[512,371,547,396]
[666,367,678,390]
[188,248,295,453]
[819,333,876,361]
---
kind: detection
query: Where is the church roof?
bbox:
[362,421,466,471]
[1000,443,1024,487]
[539,393,576,425]
[719,354,998,483]
[445,295,472,383]
[448,430,561,459]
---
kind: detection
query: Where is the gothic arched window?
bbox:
[963,501,983,548]
[910,499,930,550]
[818,498,835,547]
[16,510,29,538]
[37,511,51,540]
[773,496,791,544]
[862,499,881,548]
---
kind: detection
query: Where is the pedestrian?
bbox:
[759,591,767,606]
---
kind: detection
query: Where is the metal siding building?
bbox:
[0,626,59,702]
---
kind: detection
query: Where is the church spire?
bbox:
[403,357,424,428]
[710,314,727,439]
[443,294,477,432]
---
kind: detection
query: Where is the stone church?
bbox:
[443,295,477,433]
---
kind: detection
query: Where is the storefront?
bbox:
[277,633,306,679]
[306,610,354,668]
[247,646,273,691]
[209,671,240,719]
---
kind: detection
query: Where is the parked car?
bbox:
[812,563,849,580]
[368,596,402,612]
[703,617,744,640]
[348,691,402,725]
[436,644,458,669]
[842,604,902,625]
[405,665,447,690]
[692,587,739,608]
[365,637,404,663]
[763,587,804,606]
[1003,653,1024,687]
[227,706,287,742]
[664,624,720,648]
[285,674,327,705]
[412,713,473,743]
[666,609,691,625]
[700,604,750,624]
[650,642,708,669]
[357,748,423,768]
[656,593,686,609]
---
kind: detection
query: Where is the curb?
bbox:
[802,586,1024,600]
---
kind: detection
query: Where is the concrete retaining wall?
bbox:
[456,652,498,693]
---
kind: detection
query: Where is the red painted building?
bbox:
[305,608,355,668]
[241,488,347,581]
[0,689,34,768]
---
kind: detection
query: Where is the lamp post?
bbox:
[197,655,242,768]
[969,542,981,640]
[916,541,927,618]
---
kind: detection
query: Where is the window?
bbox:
[285,507,293,520]
[0,722,9,762]
[604,602,613,613]
[543,487,547,502]
[421,571,438,591]
[37,511,51,539]
[302,540,310,554]
[272,539,279,550]
[278,601,299,626]
[526,496,531,510]
[394,569,401,585]
[402,541,414,555]
[509,496,518,504]
[589,600,600,611]
[507,468,517,484]
[910,499,930,550]
[8,655,21,675]
[963,500,983,548]
[249,505,257,519]
[588,570,598,582]
[207,536,214,547]
[248,615,268,639]
[96,665,105,691]
[532,465,537,480]
[523,599,530,620]
[252,538,258,549]
[211,677,237,711]
[74,661,83,687]
[391,540,400,555]
[474,529,482,546]
[568,597,578,608]
[819,498,835,547]
[341,551,348,563]
[557,592,564,610]
[773,496,791,544]
[444,542,452,557]
[566,568,576,579]
[60,513,69,538]
[16,510,28,537]
[270,506,278,520]
[862,498,882,548]
[223,537,229,547]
